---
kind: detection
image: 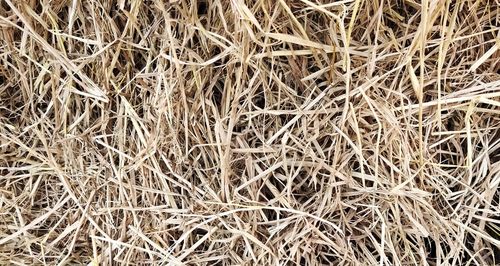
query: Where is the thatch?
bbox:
[0,0,499,264]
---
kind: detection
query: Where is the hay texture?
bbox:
[1,0,499,265]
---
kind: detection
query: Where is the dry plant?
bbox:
[0,0,499,265]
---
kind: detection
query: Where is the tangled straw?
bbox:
[0,0,499,265]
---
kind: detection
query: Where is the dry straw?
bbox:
[0,0,499,265]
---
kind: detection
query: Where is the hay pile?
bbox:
[1,0,499,264]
